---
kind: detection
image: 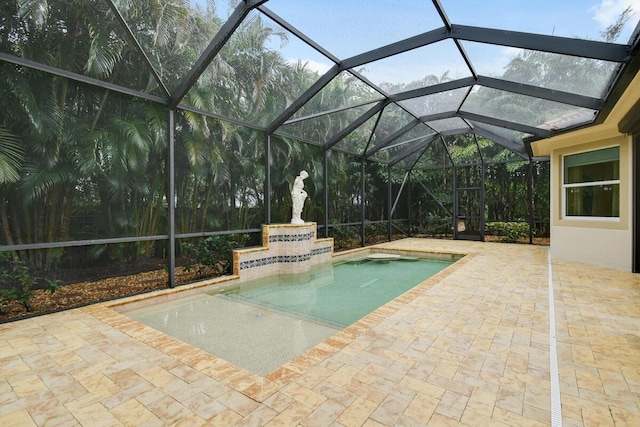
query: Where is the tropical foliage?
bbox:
[5,0,625,281]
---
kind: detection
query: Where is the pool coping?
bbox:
[84,245,473,403]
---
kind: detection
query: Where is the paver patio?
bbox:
[1,238,639,426]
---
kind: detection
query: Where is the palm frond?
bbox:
[19,160,69,204]
[182,132,208,168]
[0,126,25,183]
[140,103,168,147]
[85,21,125,78]
[114,118,152,171]
[5,68,62,135]
[17,0,49,29]
[115,118,151,151]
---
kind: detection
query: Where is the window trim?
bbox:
[561,145,620,221]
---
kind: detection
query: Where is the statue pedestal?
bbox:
[232,222,334,280]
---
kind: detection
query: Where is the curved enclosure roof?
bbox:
[3,0,639,169]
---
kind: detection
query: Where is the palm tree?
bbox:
[0,0,192,269]
[0,125,25,247]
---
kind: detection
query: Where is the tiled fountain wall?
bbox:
[232,223,334,280]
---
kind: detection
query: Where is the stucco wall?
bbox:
[551,226,632,270]
[549,135,633,271]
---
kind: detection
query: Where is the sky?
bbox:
[191,0,640,85]
[592,0,640,29]
[192,0,640,39]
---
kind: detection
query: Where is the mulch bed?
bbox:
[0,266,217,323]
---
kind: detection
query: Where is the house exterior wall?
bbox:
[531,66,640,272]
[549,135,633,270]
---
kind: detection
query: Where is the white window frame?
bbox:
[561,146,620,222]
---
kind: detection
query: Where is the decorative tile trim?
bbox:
[238,248,331,270]
[234,223,333,275]
[268,232,314,243]
[310,246,332,256]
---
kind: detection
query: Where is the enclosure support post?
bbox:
[408,170,412,237]
[167,109,176,288]
[361,159,366,247]
[633,134,640,272]
[323,148,329,238]
[387,165,392,241]
[528,160,534,244]
[481,163,486,242]
[452,165,458,240]
[265,134,271,225]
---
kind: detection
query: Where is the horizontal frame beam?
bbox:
[458,111,551,137]
[477,76,603,109]
[0,53,167,104]
[451,24,631,62]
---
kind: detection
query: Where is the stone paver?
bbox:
[1,238,639,426]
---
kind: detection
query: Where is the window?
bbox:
[563,146,620,219]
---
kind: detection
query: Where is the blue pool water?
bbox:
[123,255,454,375]
[222,257,453,328]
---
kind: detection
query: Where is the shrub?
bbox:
[183,234,249,278]
[365,222,386,237]
[333,226,359,242]
[0,254,61,312]
[365,222,390,245]
[486,222,531,243]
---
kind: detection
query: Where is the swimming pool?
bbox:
[122,254,455,375]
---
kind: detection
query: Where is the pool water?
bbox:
[123,256,453,375]
[223,257,452,328]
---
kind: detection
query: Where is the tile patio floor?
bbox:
[1,238,639,426]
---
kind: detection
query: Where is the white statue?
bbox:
[291,170,309,224]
